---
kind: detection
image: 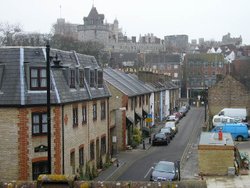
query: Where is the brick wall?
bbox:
[63,98,109,176]
[17,108,29,180]
[208,75,250,117]
[198,146,234,175]
[53,106,62,174]
[63,103,88,175]
[0,108,19,181]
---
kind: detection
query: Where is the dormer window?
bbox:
[70,69,76,88]
[79,69,85,88]
[97,70,103,88]
[30,67,46,90]
[0,64,4,89]
[90,70,95,88]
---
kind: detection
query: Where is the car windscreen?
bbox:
[155,133,165,138]
[155,163,175,173]
[161,128,171,133]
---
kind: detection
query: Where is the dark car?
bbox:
[150,161,179,182]
[160,127,175,139]
[152,133,169,146]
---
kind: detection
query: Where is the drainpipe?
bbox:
[62,105,65,174]
[46,44,52,174]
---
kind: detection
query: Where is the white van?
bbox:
[218,108,247,122]
[212,115,239,127]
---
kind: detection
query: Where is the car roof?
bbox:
[158,161,174,166]
[165,122,175,125]
[161,127,171,130]
[155,132,165,136]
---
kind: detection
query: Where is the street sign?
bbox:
[146,114,152,123]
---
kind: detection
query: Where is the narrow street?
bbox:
[116,107,204,181]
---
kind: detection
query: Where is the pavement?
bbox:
[94,120,250,188]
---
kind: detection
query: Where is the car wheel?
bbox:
[237,136,243,142]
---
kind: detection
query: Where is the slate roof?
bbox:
[0,47,110,106]
[85,6,104,21]
[146,80,179,92]
[110,52,138,65]
[103,68,153,97]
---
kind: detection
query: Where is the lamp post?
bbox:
[46,44,51,174]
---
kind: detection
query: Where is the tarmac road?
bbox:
[116,107,204,181]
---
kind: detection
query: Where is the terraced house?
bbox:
[104,68,153,151]
[0,47,110,181]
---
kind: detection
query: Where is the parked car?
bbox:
[217,108,247,122]
[178,106,188,117]
[150,161,179,181]
[152,133,170,146]
[165,121,178,134]
[160,127,175,139]
[173,112,182,121]
[212,115,239,127]
[242,122,250,137]
[211,123,249,141]
[166,115,177,121]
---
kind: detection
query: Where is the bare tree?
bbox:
[0,22,23,46]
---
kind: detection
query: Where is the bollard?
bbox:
[149,137,151,144]
[143,140,146,150]
[117,159,119,167]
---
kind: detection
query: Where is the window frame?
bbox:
[97,70,103,88]
[70,69,76,88]
[101,101,106,120]
[82,104,87,124]
[79,69,85,88]
[93,103,97,121]
[30,67,47,90]
[79,147,84,166]
[90,70,95,88]
[73,106,78,127]
[32,112,47,136]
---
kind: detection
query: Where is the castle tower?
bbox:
[77,6,110,44]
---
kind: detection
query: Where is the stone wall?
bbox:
[0,180,207,188]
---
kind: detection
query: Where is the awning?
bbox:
[142,109,148,120]
[135,112,142,124]
[126,116,134,127]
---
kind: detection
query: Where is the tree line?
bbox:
[0,22,106,64]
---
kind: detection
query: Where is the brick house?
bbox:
[104,68,152,151]
[0,47,110,181]
[183,53,227,99]
[208,74,250,125]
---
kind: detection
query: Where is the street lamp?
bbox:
[45,44,62,174]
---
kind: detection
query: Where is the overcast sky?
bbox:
[1,0,250,44]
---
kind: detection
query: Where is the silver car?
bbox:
[150,161,179,181]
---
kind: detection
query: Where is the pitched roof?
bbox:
[103,68,153,97]
[85,6,104,21]
[0,47,110,106]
